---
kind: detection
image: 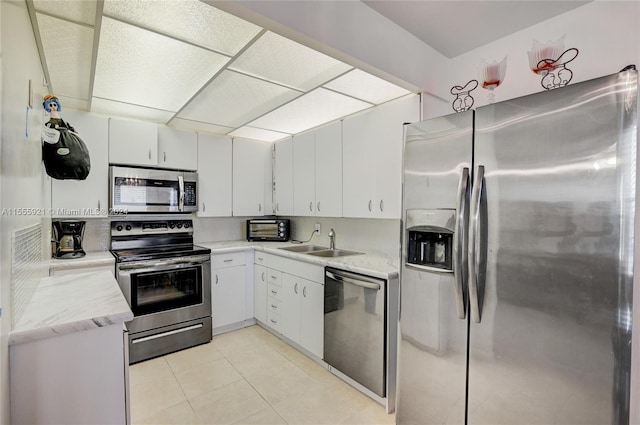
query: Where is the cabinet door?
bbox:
[342,108,376,218]
[51,110,109,217]
[315,121,342,217]
[197,134,232,217]
[108,118,157,166]
[254,264,267,323]
[293,132,316,216]
[212,266,246,329]
[300,279,324,358]
[280,273,302,344]
[232,138,269,216]
[372,95,420,218]
[274,138,293,215]
[158,127,197,170]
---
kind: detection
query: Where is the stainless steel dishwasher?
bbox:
[324,267,387,398]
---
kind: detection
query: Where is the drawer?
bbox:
[212,251,246,268]
[267,296,282,315]
[266,309,282,332]
[266,269,282,286]
[267,282,282,301]
[254,252,268,265]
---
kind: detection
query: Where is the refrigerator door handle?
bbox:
[452,166,469,319]
[469,165,485,323]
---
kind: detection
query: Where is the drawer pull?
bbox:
[271,290,277,295]
[224,259,233,263]
[271,275,277,280]
[271,304,278,309]
[270,319,277,324]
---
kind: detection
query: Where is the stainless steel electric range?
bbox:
[111,219,211,364]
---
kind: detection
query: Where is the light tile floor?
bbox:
[130,325,396,425]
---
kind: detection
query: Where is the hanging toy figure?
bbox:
[42,94,91,180]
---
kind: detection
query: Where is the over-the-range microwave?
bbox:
[246,218,290,241]
[110,165,198,213]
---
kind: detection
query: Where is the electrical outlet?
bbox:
[314,223,321,234]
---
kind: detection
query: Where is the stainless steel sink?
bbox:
[278,245,328,253]
[305,249,364,258]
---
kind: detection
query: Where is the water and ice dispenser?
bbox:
[405,209,455,272]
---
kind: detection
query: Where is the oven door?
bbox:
[116,255,211,334]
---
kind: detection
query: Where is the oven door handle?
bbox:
[117,256,210,272]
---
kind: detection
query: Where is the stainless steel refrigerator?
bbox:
[397,69,637,425]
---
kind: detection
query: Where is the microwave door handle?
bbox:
[178,175,185,212]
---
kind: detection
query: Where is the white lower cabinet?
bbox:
[211,252,246,333]
[263,254,324,358]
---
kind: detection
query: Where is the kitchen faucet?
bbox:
[328,228,336,250]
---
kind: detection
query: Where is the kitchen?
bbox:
[2,0,640,424]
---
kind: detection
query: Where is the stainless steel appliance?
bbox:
[246,218,290,241]
[110,165,198,214]
[397,69,638,424]
[324,267,388,398]
[111,219,212,364]
[51,220,86,259]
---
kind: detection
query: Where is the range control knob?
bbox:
[169,222,176,229]
[116,225,123,232]
[183,222,190,229]
[177,223,183,229]
[125,225,132,231]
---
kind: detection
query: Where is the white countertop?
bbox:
[199,241,399,280]
[9,271,133,345]
[49,251,115,271]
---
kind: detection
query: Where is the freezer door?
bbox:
[469,71,637,424]
[397,111,473,425]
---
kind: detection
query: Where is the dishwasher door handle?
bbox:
[326,271,381,290]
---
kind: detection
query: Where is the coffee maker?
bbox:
[51,220,86,259]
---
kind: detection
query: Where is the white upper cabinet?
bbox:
[108,118,157,166]
[51,109,109,217]
[157,127,198,170]
[292,121,342,217]
[292,132,316,216]
[314,121,342,217]
[197,134,232,217]
[343,95,420,218]
[233,138,272,216]
[274,138,293,215]
[109,118,197,170]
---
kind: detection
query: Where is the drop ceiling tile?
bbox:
[169,118,234,135]
[33,1,96,26]
[36,13,93,100]
[93,17,230,112]
[228,126,290,143]
[229,31,352,91]
[103,0,261,56]
[177,70,301,128]
[91,98,174,123]
[248,88,372,134]
[324,69,412,104]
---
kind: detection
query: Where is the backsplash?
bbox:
[11,223,43,326]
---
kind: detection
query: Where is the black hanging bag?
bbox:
[42,118,91,180]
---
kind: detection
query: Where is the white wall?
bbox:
[1,2,50,423]
[424,0,640,118]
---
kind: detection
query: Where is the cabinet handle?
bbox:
[262,272,265,282]
[368,200,373,212]
[270,319,277,324]
[224,259,233,263]
[215,274,219,284]
[317,202,321,212]
[271,290,277,295]
[203,202,206,212]
[303,286,307,297]
[271,304,278,309]
[259,203,262,212]
[294,283,298,294]
[309,202,313,212]
[276,203,280,212]
[97,200,101,210]
[148,149,152,160]
[271,275,277,280]
[379,200,384,212]
[163,152,166,162]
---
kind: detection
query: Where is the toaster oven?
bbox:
[246,219,290,241]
